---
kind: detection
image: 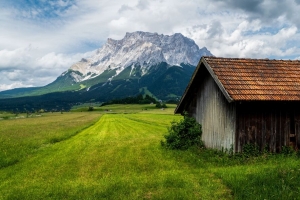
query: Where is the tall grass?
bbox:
[0,112,231,199]
[187,148,300,200]
[1,105,300,199]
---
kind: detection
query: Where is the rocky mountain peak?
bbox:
[68,31,213,82]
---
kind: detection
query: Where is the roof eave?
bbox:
[174,57,204,114]
[174,56,234,114]
[202,58,234,103]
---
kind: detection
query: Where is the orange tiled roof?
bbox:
[204,56,300,101]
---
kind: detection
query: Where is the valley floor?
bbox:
[1,107,300,199]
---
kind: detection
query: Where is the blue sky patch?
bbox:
[3,0,76,20]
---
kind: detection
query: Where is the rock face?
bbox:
[67,31,213,82]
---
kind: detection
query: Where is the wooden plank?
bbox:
[191,69,236,151]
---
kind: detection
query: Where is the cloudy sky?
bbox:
[1,0,300,91]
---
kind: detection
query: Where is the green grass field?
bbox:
[1,104,300,199]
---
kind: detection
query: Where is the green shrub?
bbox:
[162,112,203,150]
[242,143,260,158]
[161,103,167,108]
[156,102,162,108]
[88,106,94,111]
[155,102,167,108]
[281,145,294,156]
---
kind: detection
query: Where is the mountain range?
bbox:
[0,31,213,111]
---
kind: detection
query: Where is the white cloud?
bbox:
[1,0,300,91]
[0,82,32,91]
[0,47,34,69]
[0,47,93,91]
[274,26,297,43]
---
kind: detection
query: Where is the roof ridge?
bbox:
[203,56,300,62]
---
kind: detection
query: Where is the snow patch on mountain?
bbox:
[70,72,83,83]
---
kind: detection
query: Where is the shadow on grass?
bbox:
[0,158,19,169]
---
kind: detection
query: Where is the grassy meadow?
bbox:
[1,104,300,199]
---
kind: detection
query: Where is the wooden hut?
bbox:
[175,56,300,152]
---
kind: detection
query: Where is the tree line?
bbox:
[101,94,157,106]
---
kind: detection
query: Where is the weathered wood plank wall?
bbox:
[236,102,300,152]
[189,69,236,151]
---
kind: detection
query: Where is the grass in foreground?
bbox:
[188,148,300,200]
[0,111,231,199]
[1,105,300,199]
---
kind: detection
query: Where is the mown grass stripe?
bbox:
[0,113,231,200]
